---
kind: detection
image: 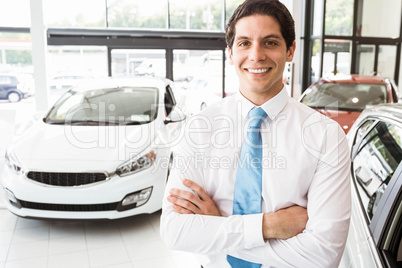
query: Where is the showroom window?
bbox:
[378,45,397,78]
[107,0,167,29]
[225,0,244,24]
[324,0,353,36]
[0,32,32,73]
[302,0,402,90]
[357,0,401,38]
[169,0,223,31]
[43,0,106,28]
[111,49,166,78]
[322,40,351,76]
[353,120,402,221]
[0,0,30,27]
[312,0,324,36]
[173,49,225,114]
[310,39,321,84]
[356,44,375,75]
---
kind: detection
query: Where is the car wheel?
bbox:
[7,92,21,103]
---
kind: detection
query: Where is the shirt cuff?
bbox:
[243,213,265,249]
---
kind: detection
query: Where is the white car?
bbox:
[339,104,402,267]
[1,77,186,220]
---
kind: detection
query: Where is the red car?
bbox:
[299,75,399,133]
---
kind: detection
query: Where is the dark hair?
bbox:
[225,0,295,51]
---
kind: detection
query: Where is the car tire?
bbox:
[7,92,21,103]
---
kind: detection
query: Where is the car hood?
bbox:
[314,109,361,133]
[12,120,158,172]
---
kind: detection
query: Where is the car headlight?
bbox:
[116,150,156,177]
[5,148,23,175]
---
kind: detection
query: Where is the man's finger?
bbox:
[167,195,200,214]
[182,179,210,201]
[171,204,193,214]
[169,188,202,206]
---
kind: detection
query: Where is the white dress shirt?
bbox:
[160,88,351,268]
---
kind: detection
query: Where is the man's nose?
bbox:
[248,44,267,62]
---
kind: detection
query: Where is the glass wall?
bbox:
[378,45,397,78]
[312,0,324,36]
[43,0,106,27]
[304,0,402,89]
[357,0,401,38]
[111,49,166,78]
[173,49,224,114]
[225,0,244,25]
[107,0,167,29]
[0,0,30,27]
[42,0,230,31]
[325,0,353,36]
[356,44,375,75]
[0,33,32,74]
[322,40,351,76]
[169,0,222,30]
[310,39,321,84]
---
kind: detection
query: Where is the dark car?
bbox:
[299,75,399,133]
[339,104,402,267]
[0,73,34,102]
[0,84,25,102]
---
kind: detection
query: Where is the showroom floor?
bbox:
[0,98,199,268]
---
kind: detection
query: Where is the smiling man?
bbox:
[160,0,351,267]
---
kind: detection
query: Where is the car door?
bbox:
[0,85,7,99]
[371,162,402,267]
[341,117,402,267]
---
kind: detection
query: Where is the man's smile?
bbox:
[245,68,272,74]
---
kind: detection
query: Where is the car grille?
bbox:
[26,171,108,186]
[19,200,119,212]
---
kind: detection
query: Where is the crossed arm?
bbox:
[167,178,308,241]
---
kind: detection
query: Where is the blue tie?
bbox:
[227,108,267,268]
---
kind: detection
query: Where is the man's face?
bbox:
[228,14,295,104]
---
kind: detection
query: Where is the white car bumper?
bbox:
[1,161,167,220]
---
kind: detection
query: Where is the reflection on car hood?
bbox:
[314,108,361,133]
[12,120,158,172]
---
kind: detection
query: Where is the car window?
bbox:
[0,75,16,85]
[45,87,159,125]
[301,83,387,111]
[354,119,375,144]
[353,121,402,221]
[380,194,402,267]
[164,85,176,116]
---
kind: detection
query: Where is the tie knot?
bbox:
[248,108,267,129]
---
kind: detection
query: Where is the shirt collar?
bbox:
[235,86,289,120]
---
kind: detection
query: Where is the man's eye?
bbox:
[265,41,277,46]
[239,41,249,47]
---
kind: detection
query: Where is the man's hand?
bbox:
[262,206,308,240]
[167,179,221,216]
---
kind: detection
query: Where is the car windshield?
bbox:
[301,82,387,111]
[45,87,158,125]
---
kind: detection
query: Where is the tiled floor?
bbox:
[0,98,200,268]
[0,208,200,268]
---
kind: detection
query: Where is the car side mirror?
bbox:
[164,106,186,124]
